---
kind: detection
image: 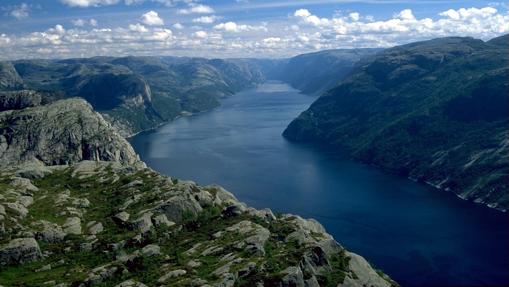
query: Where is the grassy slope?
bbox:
[284,35,509,210]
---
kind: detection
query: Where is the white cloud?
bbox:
[214,21,267,32]
[194,30,207,38]
[294,9,311,18]
[0,34,11,47]
[193,15,219,24]
[293,7,509,42]
[71,19,86,26]
[141,11,164,26]
[10,3,29,20]
[0,5,508,59]
[129,23,148,32]
[124,0,177,6]
[294,8,329,26]
[72,18,98,27]
[178,4,214,14]
[349,12,360,22]
[396,9,415,20]
[173,23,184,30]
[60,0,120,8]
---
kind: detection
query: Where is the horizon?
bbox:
[3,33,508,62]
[1,0,508,60]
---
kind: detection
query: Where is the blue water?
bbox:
[130,82,509,286]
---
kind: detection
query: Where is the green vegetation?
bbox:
[284,35,509,210]
[2,56,270,136]
[1,163,376,287]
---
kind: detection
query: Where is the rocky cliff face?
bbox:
[0,92,142,167]
[0,62,23,91]
[284,35,509,211]
[0,94,396,286]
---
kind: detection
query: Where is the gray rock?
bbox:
[17,195,34,207]
[245,228,270,256]
[157,194,203,223]
[343,252,392,287]
[217,273,236,287]
[36,264,52,272]
[281,266,305,287]
[141,244,160,257]
[187,259,201,268]
[81,264,118,286]
[0,64,23,91]
[6,202,28,218]
[62,217,81,235]
[0,98,144,167]
[130,212,153,233]
[157,269,187,282]
[222,203,245,217]
[247,208,276,222]
[114,280,148,287]
[304,276,320,287]
[15,164,53,179]
[152,214,175,228]
[112,211,130,225]
[10,177,39,192]
[122,180,143,189]
[35,220,66,243]
[87,221,104,235]
[72,198,90,208]
[0,238,42,265]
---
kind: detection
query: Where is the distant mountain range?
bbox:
[0,57,275,136]
[284,35,509,211]
[0,49,376,137]
[274,48,381,95]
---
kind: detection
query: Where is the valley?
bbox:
[131,81,509,286]
[0,34,508,287]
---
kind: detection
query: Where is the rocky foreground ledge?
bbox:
[0,95,397,286]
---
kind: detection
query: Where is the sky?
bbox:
[0,0,508,59]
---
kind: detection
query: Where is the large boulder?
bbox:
[0,238,42,265]
[157,194,203,223]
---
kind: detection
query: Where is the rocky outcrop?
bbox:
[0,160,396,286]
[0,98,143,167]
[0,90,41,112]
[0,62,23,90]
[0,238,41,265]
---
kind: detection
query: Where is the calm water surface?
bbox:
[130,82,509,286]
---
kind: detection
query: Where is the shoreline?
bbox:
[124,84,507,214]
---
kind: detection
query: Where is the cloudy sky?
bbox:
[0,0,508,59]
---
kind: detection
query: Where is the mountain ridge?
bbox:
[284,35,509,211]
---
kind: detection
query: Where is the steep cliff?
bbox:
[284,35,509,211]
[0,93,142,167]
[0,62,23,91]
